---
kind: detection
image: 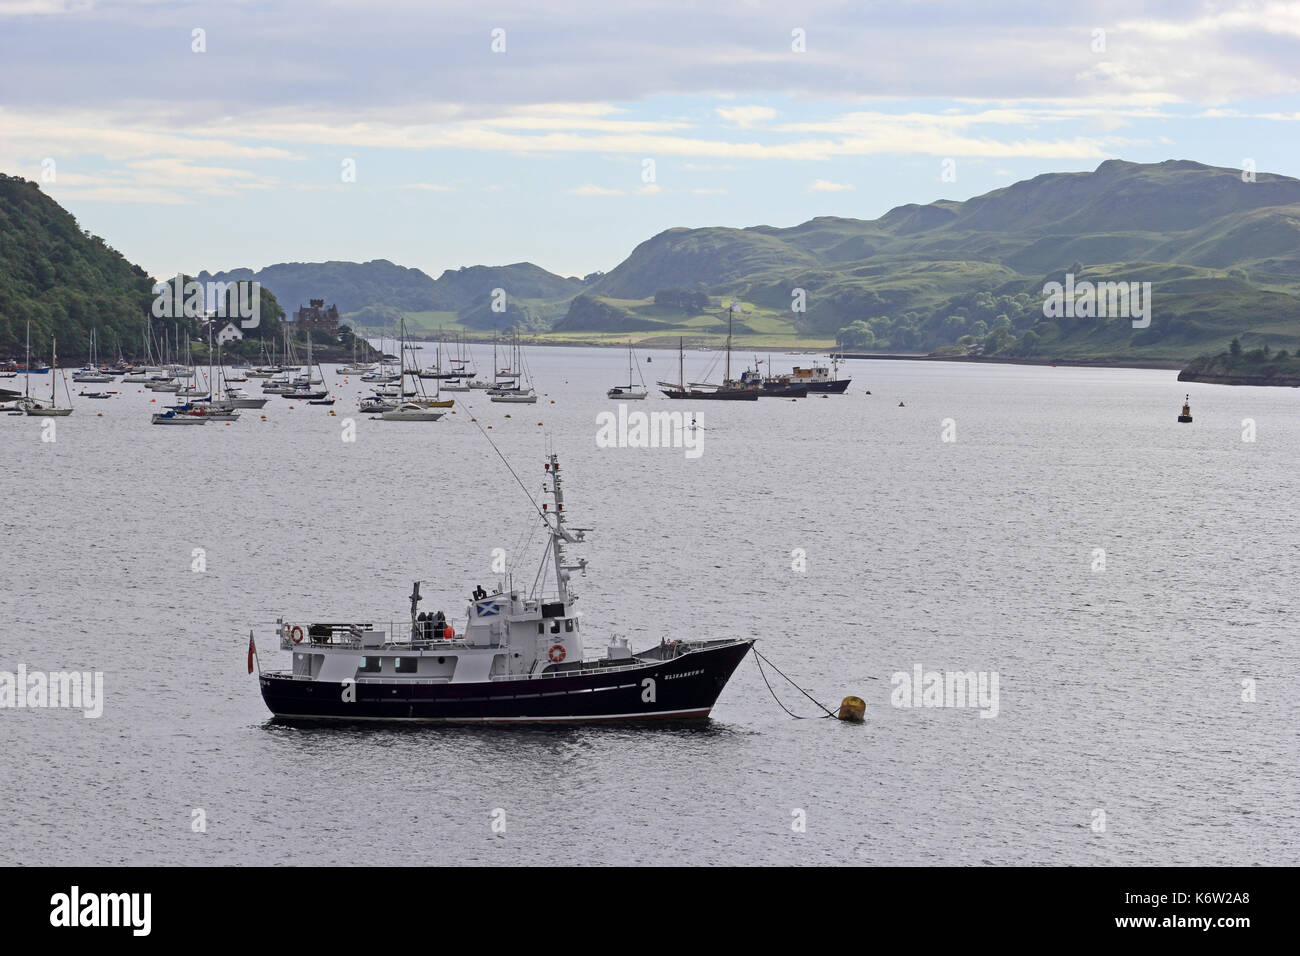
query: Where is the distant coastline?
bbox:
[1176,343,1300,386]
[830,351,1185,371]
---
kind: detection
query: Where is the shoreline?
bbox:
[403,336,1187,371]
[830,351,1184,371]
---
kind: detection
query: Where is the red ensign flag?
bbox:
[247,633,257,674]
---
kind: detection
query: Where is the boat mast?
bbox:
[544,454,586,606]
[725,302,733,385]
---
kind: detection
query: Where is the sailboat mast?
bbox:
[725,303,733,384]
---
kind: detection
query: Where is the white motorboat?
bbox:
[379,401,445,421]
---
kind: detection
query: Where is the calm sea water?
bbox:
[1,347,1296,866]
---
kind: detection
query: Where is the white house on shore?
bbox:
[213,322,244,346]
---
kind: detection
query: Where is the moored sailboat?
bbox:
[607,340,648,399]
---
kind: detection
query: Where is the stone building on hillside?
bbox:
[292,299,340,333]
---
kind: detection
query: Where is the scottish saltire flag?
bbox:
[475,598,502,617]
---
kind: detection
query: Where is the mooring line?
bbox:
[751,646,838,719]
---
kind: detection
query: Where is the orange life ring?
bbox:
[290,625,304,644]
[548,644,566,663]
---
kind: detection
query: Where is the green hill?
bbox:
[11,159,1300,363]
[0,173,157,361]
[565,159,1300,360]
[199,259,586,335]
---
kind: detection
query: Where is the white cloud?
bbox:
[808,179,853,192]
[568,184,624,196]
[715,105,777,128]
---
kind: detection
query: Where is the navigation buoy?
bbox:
[898,401,905,407]
[1178,394,1193,423]
[837,696,866,722]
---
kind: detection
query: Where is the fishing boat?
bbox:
[787,358,852,393]
[607,341,648,399]
[254,453,753,722]
[738,365,809,398]
[25,336,74,416]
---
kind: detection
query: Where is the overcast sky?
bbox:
[2,0,1298,280]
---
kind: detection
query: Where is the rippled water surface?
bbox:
[2,349,1296,865]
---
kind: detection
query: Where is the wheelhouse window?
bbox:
[359,657,382,673]
[395,657,418,674]
[564,619,574,632]
[550,620,561,634]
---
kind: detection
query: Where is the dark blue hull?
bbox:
[260,639,753,723]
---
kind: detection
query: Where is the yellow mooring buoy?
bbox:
[837,696,866,722]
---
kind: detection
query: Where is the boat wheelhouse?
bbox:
[256,453,752,722]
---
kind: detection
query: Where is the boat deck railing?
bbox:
[281,621,509,652]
